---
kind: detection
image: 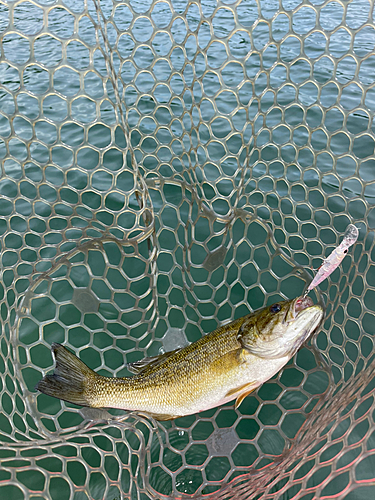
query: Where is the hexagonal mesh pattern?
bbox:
[0,0,375,498]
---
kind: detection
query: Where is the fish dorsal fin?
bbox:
[127,349,181,374]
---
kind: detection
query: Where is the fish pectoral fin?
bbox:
[225,382,256,409]
[138,411,182,421]
[127,349,182,374]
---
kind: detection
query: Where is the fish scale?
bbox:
[36,296,324,420]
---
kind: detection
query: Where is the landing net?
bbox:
[0,0,375,498]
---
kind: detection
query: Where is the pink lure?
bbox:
[307,224,359,292]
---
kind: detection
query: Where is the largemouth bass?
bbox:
[36,296,323,420]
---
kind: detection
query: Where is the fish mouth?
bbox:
[285,296,325,353]
[294,296,314,314]
[290,295,324,331]
[284,296,317,324]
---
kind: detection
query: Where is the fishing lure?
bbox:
[307,224,359,292]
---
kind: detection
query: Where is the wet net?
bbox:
[1,0,375,498]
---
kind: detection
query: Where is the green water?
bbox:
[1,0,375,498]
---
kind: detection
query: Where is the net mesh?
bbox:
[0,0,375,498]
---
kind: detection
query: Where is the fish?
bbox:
[307,224,359,293]
[36,296,324,421]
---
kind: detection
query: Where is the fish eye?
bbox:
[343,249,348,254]
[270,303,282,313]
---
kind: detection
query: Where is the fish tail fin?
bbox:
[35,343,97,407]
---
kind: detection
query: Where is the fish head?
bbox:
[238,296,324,359]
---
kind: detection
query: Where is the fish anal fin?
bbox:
[235,389,254,409]
[127,349,181,374]
[138,411,182,421]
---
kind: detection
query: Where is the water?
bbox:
[1,0,375,498]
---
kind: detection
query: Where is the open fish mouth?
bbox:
[279,296,325,355]
[291,295,324,333]
[282,296,314,324]
[294,296,314,314]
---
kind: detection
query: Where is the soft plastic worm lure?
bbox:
[306,224,359,293]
